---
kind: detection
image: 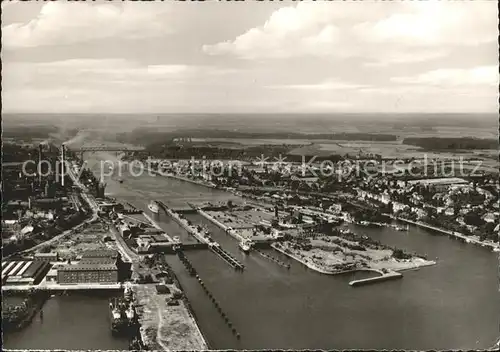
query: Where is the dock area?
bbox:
[159,201,244,270]
[197,209,245,242]
[141,212,173,242]
[133,284,208,351]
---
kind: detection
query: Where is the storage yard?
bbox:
[134,284,207,350]
[33,221,119,260]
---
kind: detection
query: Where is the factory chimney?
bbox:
[61,143,66,186]
[38,143,43,184]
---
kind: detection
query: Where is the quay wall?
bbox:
[163,262,210,349]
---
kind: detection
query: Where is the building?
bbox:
[34,252,59,262]
[80,249,120,260]
[57,262,118,284]
[55,249,122,284]
[2,260,51,285]
[407,177,469,192]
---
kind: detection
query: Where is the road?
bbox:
[107,222,139,263]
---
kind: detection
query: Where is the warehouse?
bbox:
[57,263,118,284]
[1,260,52,285]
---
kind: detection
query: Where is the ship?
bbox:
[124,282,133,302]
[109,298,129,335]
[239,239,253,253]
[392,224,409,231]
[125,304,136,326]
[148,200,159,214]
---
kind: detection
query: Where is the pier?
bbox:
[348,271,402,287]
[210,245,244,270]
[176,253,241,339]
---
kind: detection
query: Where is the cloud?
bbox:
[203,0,496,64]
[392,66,499,86]
[360,1,497,46]
[1,1,172,49]
[267,81,369,90]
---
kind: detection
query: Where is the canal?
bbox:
[5,151,499,350]
[104,158,500,350]
[3,292,129,350]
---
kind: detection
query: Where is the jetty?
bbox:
[348,271,402,287]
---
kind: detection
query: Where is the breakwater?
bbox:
[348,271,402,287]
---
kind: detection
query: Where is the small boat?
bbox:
[239,239,253,254]
[492,247,500,253]
[148,200,159,214]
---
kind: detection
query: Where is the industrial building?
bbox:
[406,177,469,191]
[80,249,120,260]
[2,260,52,286]
[56,250,121,284]
[34,252,59,262]
[57,263,118,284]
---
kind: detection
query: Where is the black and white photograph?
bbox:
[1,0,499,351]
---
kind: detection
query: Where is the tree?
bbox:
[464,213,485,227]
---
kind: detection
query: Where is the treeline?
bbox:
[3,125,59,141]
[403,137,498,150]
[141,144,293,160]
[118,128,398,145]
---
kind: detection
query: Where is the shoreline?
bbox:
[150,169,216,189]
[394,217,500,251]
[271,243,354,275]
[271,243,436,278]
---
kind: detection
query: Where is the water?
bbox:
[100,161,499,350]
[6,151,499,350]
[3,292,129,350]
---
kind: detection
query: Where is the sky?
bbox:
[2,0,498,114]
